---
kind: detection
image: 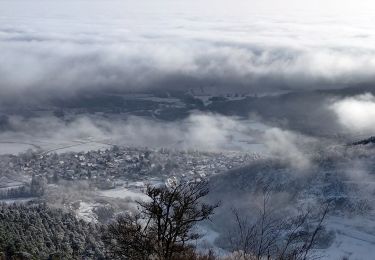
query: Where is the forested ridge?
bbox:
[0,203,105,259]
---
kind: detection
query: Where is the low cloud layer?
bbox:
[0,113,268,152]
[1,0,375,103]
[0,112,321,165]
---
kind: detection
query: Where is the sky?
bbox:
[1,0,375,101]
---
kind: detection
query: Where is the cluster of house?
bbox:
[0,146,260,190]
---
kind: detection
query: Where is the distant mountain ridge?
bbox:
[351,136,375,146]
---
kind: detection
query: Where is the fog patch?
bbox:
[0,113,272,153]
[331,93,375,135]
[262,128,316,171]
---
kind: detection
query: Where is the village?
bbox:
[0,146,260,192]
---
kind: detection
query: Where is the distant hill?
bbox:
[351,136,375,146]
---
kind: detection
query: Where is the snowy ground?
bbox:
[0,138,112,155]
[99,187,149,202]
[75,201,98,222]
[0,197,36,204]
[194,215,375,259]
[0,142,38,155]
[74,186,151,222]
[320,216,375,260]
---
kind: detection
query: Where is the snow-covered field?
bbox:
[99,187,149,201]
[0,138,112,155]
[319,216,375,259]
[0,142,37,155]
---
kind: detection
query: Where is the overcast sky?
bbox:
[0,0,375,100]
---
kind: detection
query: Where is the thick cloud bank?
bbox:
[1,0,375,102]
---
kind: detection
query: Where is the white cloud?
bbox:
[330,93,375,135]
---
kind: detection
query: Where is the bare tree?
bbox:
[226,188,285,260]
[225,187,330,260]
[278,204,329,260]
[103,181,219,260]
